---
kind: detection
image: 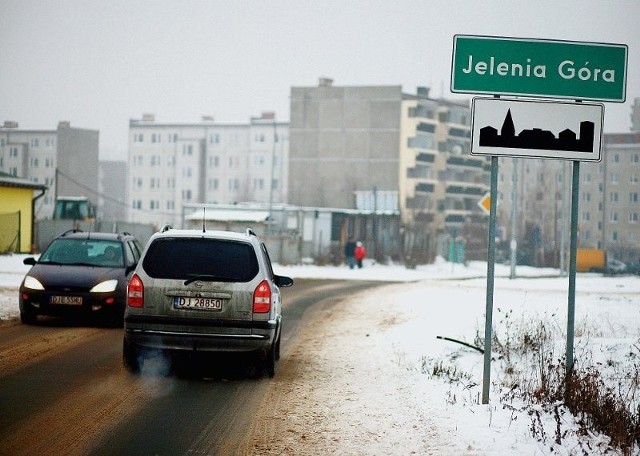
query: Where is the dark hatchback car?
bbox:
[19,230,143,325]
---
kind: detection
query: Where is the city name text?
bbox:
[462,55,617,83]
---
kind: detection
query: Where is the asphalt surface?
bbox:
[0,279,385,455]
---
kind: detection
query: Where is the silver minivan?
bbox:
[123,226,293,377]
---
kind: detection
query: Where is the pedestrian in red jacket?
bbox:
[354,241,366,269]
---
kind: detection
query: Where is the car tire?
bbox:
[275,334,281,361]
[123,338,141,374]
[264,342,277,378]
[20,309,37,325]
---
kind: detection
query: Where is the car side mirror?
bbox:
[275,275,294,287]
[23,257,37,266]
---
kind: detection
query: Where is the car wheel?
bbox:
[275,332,281,361]
[20,309,38,325]
[123,338,141,374]
[264,342,277,378]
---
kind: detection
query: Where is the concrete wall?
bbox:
[289,84,402,209]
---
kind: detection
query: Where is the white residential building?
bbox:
[127,113,289,228]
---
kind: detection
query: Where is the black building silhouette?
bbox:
[479,109,594,153]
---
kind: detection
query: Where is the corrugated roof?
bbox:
[0,172,48,190]
[185,209,270,223]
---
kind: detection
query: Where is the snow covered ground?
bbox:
[2,253,639,454]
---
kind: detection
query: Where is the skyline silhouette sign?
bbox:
[470,97,604,161]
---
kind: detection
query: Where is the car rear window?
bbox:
[142,237,259,282]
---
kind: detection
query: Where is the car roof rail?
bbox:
[245,227,257,237]
[161,224,173,233]
[60,229,83,237]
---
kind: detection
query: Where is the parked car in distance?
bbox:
[624,262,640,275]
[605,258,627,275]
[123,226,293,378]
[19,230,143,325]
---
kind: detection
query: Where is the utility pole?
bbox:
[268,116,277,234]
[510,158,518,279]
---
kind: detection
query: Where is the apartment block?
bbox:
[289,79,402,209]
[0,121,99,219]
[495,132,640,266]
[127,113,288,228]
[99,160,127,222]
[400,90,490,261]
[289,80,489,262]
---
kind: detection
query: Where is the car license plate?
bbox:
[173,297,222,311]
[50,295,83,305]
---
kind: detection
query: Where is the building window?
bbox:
[609,212,618,223]
[631,192,639,203]
[610,192,619,203]
[630,212,638,223]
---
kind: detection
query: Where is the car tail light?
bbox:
[127,274,144,308]
[253,280,271,313]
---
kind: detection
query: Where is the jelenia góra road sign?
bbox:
[451,35,628,102]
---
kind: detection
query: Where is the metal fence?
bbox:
[0,211,20,253]
[34,220,156,253]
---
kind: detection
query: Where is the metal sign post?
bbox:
[566,161,580,372]
[482,156,499,404]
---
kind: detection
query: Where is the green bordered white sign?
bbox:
[451,35,628,102]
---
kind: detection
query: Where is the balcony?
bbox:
[416,152,435,163]
[445,185,485,196]
[445,214,466,223]
[415,182,435,193]
[446,156,484,168]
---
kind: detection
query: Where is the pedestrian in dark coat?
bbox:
[344,237,356,269]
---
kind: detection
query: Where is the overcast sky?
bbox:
[2,0,638,161]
